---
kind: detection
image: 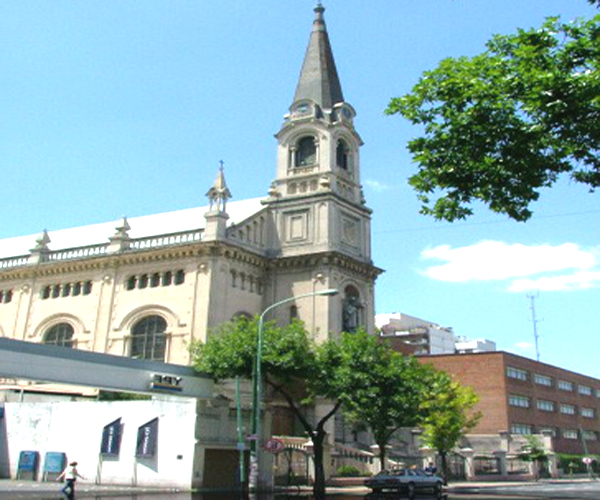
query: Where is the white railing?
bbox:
[0,255,30,269]
[128,229,203,250]
[0,229,204,269]
[47,244,108,262]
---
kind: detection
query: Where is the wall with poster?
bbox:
[2,397,202,488]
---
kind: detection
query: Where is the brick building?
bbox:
[420,351,600,455]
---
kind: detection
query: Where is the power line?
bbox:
[373,209,600,235]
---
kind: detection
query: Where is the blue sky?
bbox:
[1,1,598,377]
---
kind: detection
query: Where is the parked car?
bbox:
[364,468,443,495]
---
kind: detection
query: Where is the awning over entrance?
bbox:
[0,337,213,398]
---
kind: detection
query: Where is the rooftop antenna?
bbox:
[527,292,542,361]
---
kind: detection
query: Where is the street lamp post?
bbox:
[248,288,338,491]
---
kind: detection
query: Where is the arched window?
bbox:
[44,323,74,348]
[232,311,252,321]
[342,286,363,333]
[289,305,298,322]
[130,315,167,361]
[336,139,349,170]
[295,136,316,167]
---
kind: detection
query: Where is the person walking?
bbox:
[57,461,85,499]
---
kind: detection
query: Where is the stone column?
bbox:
[460,447,475,481]
[493,450,508,478]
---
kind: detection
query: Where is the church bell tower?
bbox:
[264,3,381,337]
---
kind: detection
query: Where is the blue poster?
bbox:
[100,418,122,456]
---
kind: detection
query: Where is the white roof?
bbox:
[0,197,266,259]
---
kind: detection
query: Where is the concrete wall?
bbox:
[2,398,199,488]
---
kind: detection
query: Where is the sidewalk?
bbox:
[0,479,181,497]
[446,477,597,493]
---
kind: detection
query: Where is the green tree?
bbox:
[418,371,481,483]
[386,14,599,222]
[518,435,549,481]
[330,332,434,469]
[192,318,400,498]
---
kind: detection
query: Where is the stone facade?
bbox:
[0,4,381,366]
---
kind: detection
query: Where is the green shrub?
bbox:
[336,465,362,477]
[557,453,600,474]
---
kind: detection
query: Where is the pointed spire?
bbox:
[206,161,232,213]
[293,3,344,110]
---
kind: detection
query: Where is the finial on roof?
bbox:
[108,216,131,253]
[206,161,232,213]
[114,216,131,236]
[29,229,51,264]
[34,229,51,250]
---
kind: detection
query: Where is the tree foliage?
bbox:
[192,318,417,497]
[386,14,600,221]
[328,332,435,468]
[518,435,550,481]
[418,371,481,482]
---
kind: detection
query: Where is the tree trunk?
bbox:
[268,381,340,499]
[312,429,327,500]
[377,439,387,470]
[440,451,449,485]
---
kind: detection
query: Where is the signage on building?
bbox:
[264,438,284,453]
[136,418,159,458]
[44,452,67,474]
[100,418,122,456]
[149,373,183,393]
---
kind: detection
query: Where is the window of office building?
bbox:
[560,404,576,415]
[509,394,530,408]
[583,431,597,441]
[579,385,592,396]
[537,400,555,412]
[581,407,595,418]
[511,424,533,435]
[507,366,528,381]
[563,429,578,440]
[534,374,553,386]
[558,380,574,391]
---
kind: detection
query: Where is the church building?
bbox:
[0,4,381,366]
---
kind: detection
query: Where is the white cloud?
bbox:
[420,240,600,292]
[509,270,600,292]
[514,342,534,352]
[363,179,390,192]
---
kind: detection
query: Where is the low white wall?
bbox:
[3,397,199,489]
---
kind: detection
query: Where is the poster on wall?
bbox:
[135,418,158,458]
[100,418,122,456]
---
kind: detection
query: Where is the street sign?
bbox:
[264,438,284,453]
[246,434,258,441]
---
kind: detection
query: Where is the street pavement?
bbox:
[449,479,600,499]
[0,477,599,499]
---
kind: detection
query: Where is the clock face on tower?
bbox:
[293,103,311,116]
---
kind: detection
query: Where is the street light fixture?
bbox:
[248,288,339,491]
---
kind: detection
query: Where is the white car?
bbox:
[364,468,443,495]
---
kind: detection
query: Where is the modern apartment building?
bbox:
[420,351,600,455]
[376,313,495,356]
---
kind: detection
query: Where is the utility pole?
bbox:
[527,293,541,362]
